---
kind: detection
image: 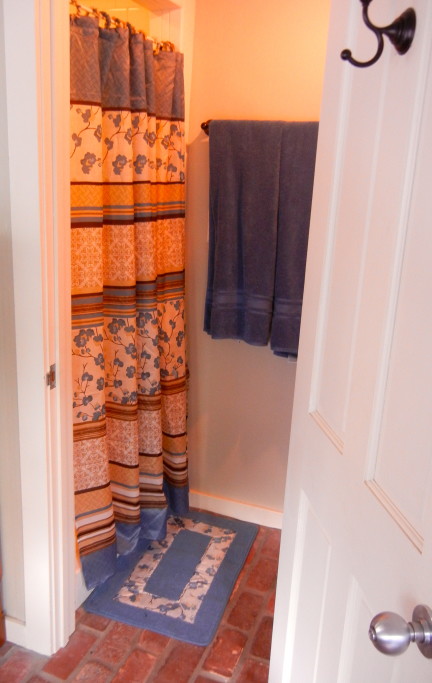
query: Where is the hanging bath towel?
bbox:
[204,119,318,357]
[204,120,285,346]
[271,121,319,356]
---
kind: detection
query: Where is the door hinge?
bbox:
[46,363,56,390]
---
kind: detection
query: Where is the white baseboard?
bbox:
[189,490,283,529]
[74,490,282,608]
[5,616,26,648]
[75,564,92,608]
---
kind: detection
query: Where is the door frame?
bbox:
[2,0,75,654]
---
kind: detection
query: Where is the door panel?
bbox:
[270,0,432,680]
[287,493,332,681]
[370,134,432,548]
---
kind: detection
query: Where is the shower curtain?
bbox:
[70,14,188,589]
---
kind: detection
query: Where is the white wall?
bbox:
[185,0,330,523]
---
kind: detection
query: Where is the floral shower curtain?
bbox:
[70,14,188,589]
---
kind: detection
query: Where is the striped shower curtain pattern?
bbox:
[70,15,188,589]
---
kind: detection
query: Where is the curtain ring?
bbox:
[100,10,111,28]
[160,41,174,52]
[70,0,86,17]
[113,16,125,30]
[91,8,103,24]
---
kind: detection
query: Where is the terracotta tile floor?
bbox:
[0,524,280,682]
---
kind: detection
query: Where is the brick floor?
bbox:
[111,650,156,682]
[251,617,273,660]
[227,592,265,632]
[203,627,247,677]
[0,522,280,682]
[42,630,97,680]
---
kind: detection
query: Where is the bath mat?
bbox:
[83,510,258,646]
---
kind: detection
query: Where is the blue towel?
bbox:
[271,122,318,357]
[204,120,285,345]
[204,120,318,356]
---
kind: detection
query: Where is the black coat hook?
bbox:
[341,0,416,68]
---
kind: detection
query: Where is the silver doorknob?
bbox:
[369,604,432,659]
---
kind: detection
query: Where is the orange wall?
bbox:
[185,0,331,516]
[189,0,329,122]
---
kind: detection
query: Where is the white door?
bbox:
[270,0,432,680]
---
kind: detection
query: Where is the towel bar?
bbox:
[201,120,211,135]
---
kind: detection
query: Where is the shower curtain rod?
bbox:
[69,0,176,51]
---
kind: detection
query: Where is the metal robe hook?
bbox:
[341,0,416,68]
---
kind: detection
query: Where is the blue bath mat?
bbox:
[83,510,258,645]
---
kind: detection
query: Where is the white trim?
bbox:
[50,0,77,648]
[189,490,282,529]
[4,618,26,649]
[4,0,52,654]
[2,0,75,655]
[75,566,92,609]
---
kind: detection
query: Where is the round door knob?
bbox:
[369,612,412,655]
[369,604,432,659]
